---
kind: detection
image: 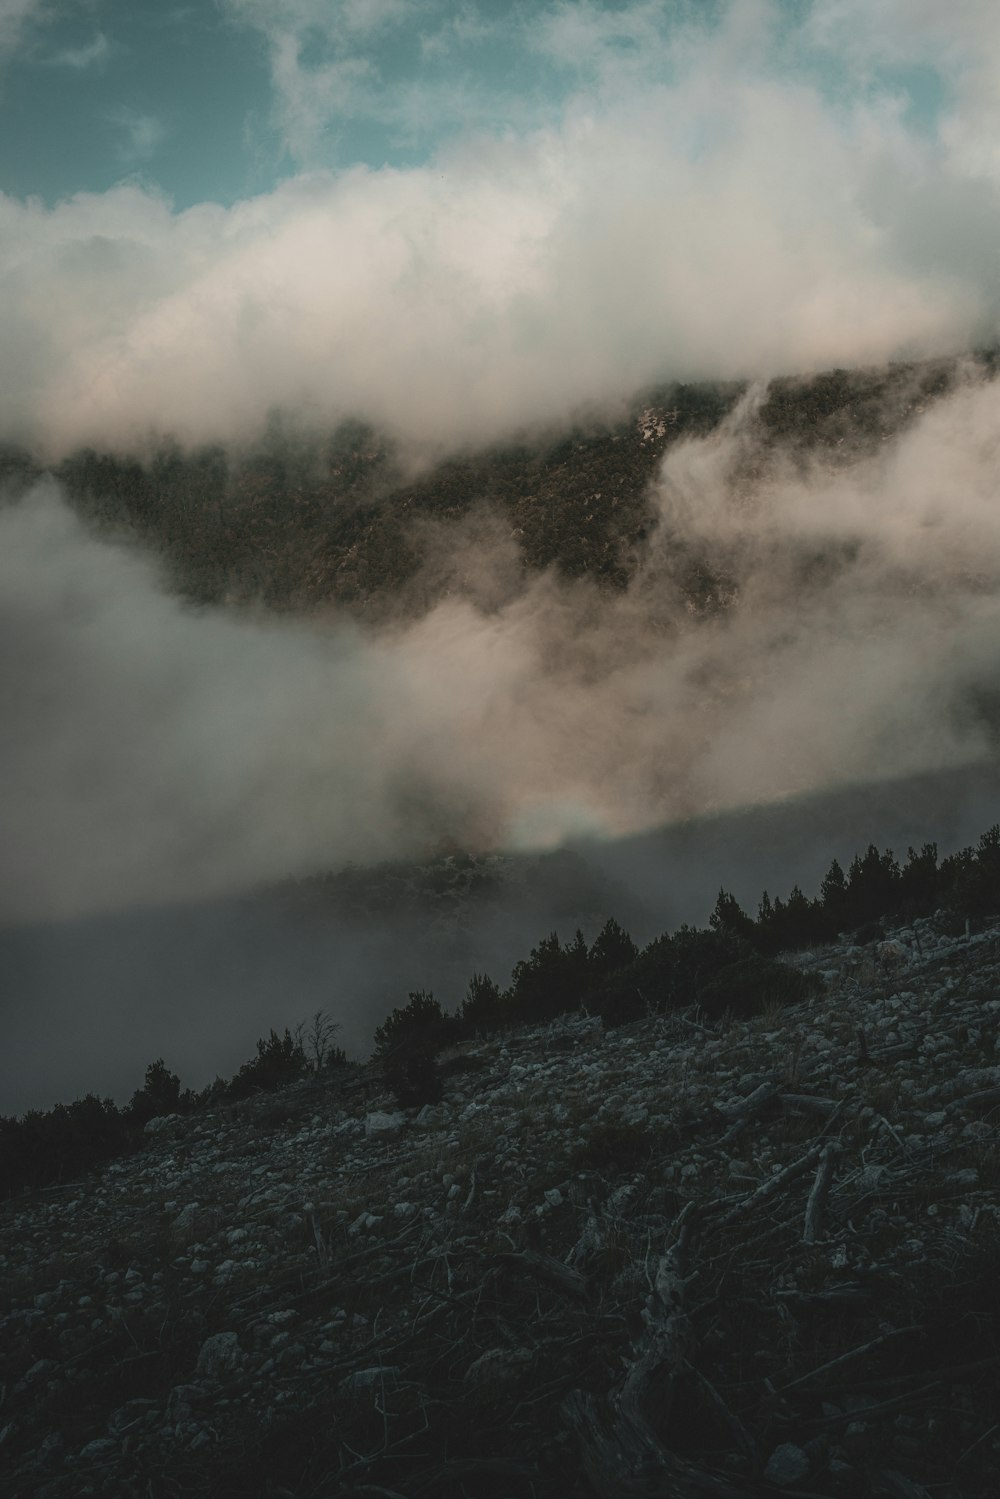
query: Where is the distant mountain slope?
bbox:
[2,352,985,618]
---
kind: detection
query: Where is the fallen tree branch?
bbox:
[717,1143,825,1229]
[562,1204,751,1497]
[801,1142,839,1244]
[778,1324,922,1394]
[495,1250,590,1305]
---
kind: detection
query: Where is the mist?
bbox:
[3,364,1000,932]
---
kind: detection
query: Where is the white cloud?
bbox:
[802,0,1000,180]
[4,1,1000,927]
[223,0,423,157]
[0,2,994,459]
[2,54,996,459]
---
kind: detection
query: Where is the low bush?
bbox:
[695,955,818,1022]
[226,1030,309,1100]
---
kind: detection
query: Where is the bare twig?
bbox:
[778,1324,922,1393]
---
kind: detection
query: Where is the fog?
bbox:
[3,756,999,1116]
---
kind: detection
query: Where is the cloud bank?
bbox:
[3,1,1000,456]
[4,364,1000,923]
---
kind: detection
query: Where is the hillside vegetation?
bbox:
[2,354,984,619]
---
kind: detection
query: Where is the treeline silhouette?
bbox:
[3,825,998,1198]
[0,1028,345,1201]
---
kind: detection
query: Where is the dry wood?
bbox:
[562,1204,750,1497]
[688,1366,755,1457]
[495,1250,590,1304]
[872,1471,933,1499]
[715,1079,780,1121]
[801,1141,839,1244]
[562,1388,751,1498]
[717,1141,825,1228]
[778,1324,922,1393]
[778,1092,840,1117]
[958,1084,1000,1110]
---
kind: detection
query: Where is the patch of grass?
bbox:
[568,1120,653,1173]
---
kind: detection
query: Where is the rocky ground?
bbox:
[2,913,1000,1498]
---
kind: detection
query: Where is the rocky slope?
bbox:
[2,913,1000,1498]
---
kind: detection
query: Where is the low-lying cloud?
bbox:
[4,365,1000,925]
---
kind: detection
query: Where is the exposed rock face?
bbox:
[2,913,999,1497]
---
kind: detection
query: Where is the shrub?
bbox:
[460,972,508,1034]
[373,991,458,1110]
[592,925,752,1028]
[384,1049,444,1110]
[227,1029,308,1099]
[373,991,458,1057]
[695,955,817,1022]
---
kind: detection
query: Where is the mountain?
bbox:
[15,352,985,618]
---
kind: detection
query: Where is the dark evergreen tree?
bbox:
[588,918,639,978]
[373,991,458,1056]
[460,973,508,1034]
[846,844,902,927]
[819,858,848,934]
[507,930,590,1024]
[898,842,940,916]
[709,889,758,944]
[126,1058,182,1125]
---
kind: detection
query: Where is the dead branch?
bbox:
[495,1250,591,1304]
[801,1142,839,1244]
[778,1324,922,1393]
[717,1142,825,1229]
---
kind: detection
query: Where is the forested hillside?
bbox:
[2,354,982,618]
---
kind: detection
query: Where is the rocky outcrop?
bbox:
[2,913,999,1497]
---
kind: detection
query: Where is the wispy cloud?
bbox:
[107,105,166,163]
[222,0,513,162]
[0,0,49,64]
[45,29,111,71]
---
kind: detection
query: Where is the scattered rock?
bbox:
[3,911,1000,1497]
[195,1333,244,1381]
[763,1443,810,1486]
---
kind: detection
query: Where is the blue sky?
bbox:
[0,2,274,207]
[0,1,962,210]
